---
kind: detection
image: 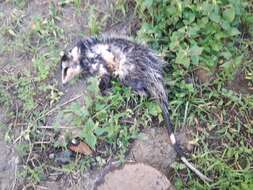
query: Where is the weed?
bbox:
[54,77,155,156]
[87,5,109,35]
[10,0,28,9]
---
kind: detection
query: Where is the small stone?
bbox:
[95,163,175,190]
[71,138,79,145]
[54,150,73,165]
[49,153,55,159]
[195,67,212,84]
[128,128,177,174]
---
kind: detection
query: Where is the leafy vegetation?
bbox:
[54,77,158,156]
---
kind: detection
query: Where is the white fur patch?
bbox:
[113,50,134,79]
[61,61,68,68]
[115,60,134,79]
[92,44,109,55]
[71,46,80,62]
[89,63,99,73]
[86,50,96,58]
[92,44,135,79]
[170,134,176,145]
[91,63,98,70]
[98,64,108,76]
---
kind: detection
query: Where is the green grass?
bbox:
[0,0,252,189]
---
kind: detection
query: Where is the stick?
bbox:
[44,94,83,116]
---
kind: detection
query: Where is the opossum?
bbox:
[60,36,212,182]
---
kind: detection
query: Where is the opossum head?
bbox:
[60,40,105,84]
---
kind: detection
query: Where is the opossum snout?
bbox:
[61,65,82,84]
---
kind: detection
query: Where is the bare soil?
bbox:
[0,108,19,190]
[226,69,253,95]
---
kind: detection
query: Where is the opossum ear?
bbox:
[60,51,68,62]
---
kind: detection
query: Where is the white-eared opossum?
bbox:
[60,36,212,182]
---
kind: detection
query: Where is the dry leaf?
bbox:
[68,141,93,155]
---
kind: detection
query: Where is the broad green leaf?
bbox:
[229,27,240,36]
[175,49,190,68]
[81,118,97,149]
[209,11,221,23]
[85,118,96,130]
[191,55,200,65]
[147,102,161,116]
[188,25,200,37]
[223,5,235,22]
[221,55,243,77]
[94,127,108,136]
[183,10,195,25]
[83,130,97,150]
[220,51,232,60]
[220,20,230,31]
[144,0,153,8]
[189,45,203,56]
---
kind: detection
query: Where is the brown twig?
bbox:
[38,126,77,129]
[44,94,83,116]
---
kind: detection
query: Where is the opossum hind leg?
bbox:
[127,79,149,97]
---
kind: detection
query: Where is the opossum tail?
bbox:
[160,100,213,182]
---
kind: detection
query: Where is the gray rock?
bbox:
[128,127,177,174]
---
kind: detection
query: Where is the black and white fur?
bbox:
[60,36,212,182]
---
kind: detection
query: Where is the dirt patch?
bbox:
[194,67,216,84]
[95,163,175,190]
[105,1,140,36]
[46,67,87,126]
[0,108,19,190]
[57,5,88,42]
[128,128,177,174]
[0,138,19,190]
[0,1,53,78]
[226,69,253,95]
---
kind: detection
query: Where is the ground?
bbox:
[0,0,253,190]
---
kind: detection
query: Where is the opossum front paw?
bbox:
[99,74,111,95]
